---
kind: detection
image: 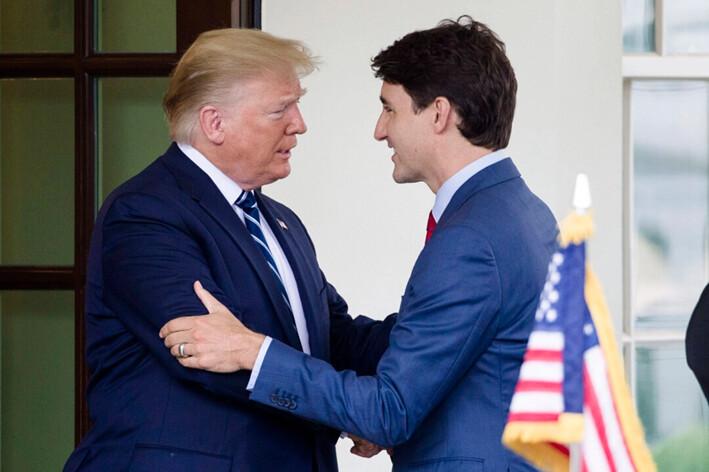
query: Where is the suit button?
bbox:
[270,393,278,404]
[277,397,286,406]
[282,398,291,408]
[289,401,297,410]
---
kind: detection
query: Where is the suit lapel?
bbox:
[160,144,303,351]
[256,193,328,359]
[439,157,521,225]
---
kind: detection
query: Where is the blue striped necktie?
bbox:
[235,190,292,311]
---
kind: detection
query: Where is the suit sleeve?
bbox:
[249,224,501,446]
[99,190,252,401]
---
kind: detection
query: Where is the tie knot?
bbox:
[235,190,257,211]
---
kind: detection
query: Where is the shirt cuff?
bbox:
[246,336,273,391]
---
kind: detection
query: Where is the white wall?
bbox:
[262,1,622,471]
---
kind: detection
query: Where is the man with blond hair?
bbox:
[63,28,394,472]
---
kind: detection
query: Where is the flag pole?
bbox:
[569,443,582,472]
[569,173,591,472]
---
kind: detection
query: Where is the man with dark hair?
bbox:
[161,17,558,471]
[371,17,517,152]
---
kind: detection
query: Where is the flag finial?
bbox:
[559,174,594,247]
[572,173,592,215]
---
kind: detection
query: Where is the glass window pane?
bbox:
[631,81,709,330]
[0,0,73,53]
[1,291,74,471]
[1,79,74,265]
[623,0,656,53]
[635,344,709,470]
[96,0,176,53]
[665,0,709,54]
[97,77,171,204]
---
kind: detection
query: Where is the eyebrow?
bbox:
[287,88,308,104]
[379,96,390,106]
[274,89,307,109]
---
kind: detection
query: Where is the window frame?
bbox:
[0,0,260,443]
[622,0,709,397]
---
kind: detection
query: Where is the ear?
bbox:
[198,105,226,145]
[431,97,453,134]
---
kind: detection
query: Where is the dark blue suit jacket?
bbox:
[64,143,394,472]
[250,158,558,471]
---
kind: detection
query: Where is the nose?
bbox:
[287,105,307,135]
[373,111,387,141]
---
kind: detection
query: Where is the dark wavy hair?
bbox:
[371,16,517,150]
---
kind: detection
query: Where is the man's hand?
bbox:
[347,433,384,458]
[159,281,265,372]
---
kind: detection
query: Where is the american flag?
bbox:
[502,221,656,472]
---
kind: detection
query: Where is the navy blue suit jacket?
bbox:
[250,158,558,471]
[64,143,394,472]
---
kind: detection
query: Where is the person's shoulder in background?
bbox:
[686,283,709,402]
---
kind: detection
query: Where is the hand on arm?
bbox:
[159,281,265,372]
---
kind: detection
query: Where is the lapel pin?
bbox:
[277,219,288,230]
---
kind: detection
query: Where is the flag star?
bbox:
[546,309,558,322]
[549,291,559,303]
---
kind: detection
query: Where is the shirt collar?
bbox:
[431,149,507,222]
[178,142,244,205]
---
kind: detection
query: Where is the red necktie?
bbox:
[425,211,437,244]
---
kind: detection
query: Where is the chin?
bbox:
[392,169,410,184]
[275,165,292,181]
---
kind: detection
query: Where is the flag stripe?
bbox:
[510,391,563,413]
[519,361,564,382]
[583,404,613,472]
[584,363,616,472]
[527,330,564,349]
[514,380,563,393]
[585,347,635,471]
[523,349,563,362]
[507,412,560,422]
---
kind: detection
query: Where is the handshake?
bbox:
[347,433,391,459]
